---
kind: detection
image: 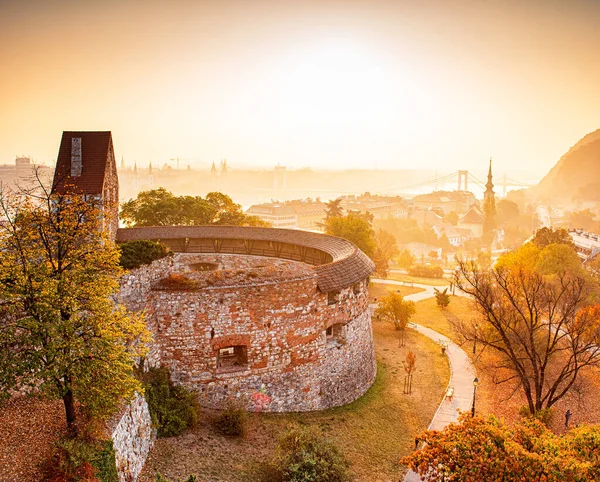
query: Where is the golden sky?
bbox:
[1,0,600,176]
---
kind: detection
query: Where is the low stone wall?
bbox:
[111,393,155,482]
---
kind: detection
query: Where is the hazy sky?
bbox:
[1,0,600,177]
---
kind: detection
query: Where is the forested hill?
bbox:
[532,129,600,203]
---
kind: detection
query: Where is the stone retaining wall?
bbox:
[111,393,155,482]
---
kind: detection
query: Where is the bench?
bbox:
[445,387,454,400]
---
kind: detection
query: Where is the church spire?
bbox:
[486,157,493,191]
[483,157,496,246]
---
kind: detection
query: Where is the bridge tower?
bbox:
[457,170,469,191]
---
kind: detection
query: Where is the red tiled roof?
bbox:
[51,131,113,195]
[116,226,375,292]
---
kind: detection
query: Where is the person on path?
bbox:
[565,409,572,428]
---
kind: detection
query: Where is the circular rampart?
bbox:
[117,227,377,412]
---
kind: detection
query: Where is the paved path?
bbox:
[372,285,477,482]
[371,278,442,302]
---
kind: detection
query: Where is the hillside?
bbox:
[532,129,600,203]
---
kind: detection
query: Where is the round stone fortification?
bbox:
[119,252,377,412]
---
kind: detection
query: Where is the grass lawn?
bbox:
[387,273,450,287]
[369,282,425,301]
[411,295,475,341]
[140,322,450,482]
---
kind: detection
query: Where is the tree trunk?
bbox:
[62,389,77,435]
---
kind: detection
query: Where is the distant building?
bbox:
[403,242,442,260]
[457,206,485,238]
[246,203,297,228]
[568,229,600,262]
[412,190,476,216]
[0,156,52,187]
[246,199,327,230]
[411,208,444,228]
[51,131,119,240]
[339,194,409,220]
[433,223,473,247]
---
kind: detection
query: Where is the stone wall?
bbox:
[111,393,155,482]
[119,253,376,412]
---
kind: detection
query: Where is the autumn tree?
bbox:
[433,288,450,309]
[374,292,416,346]
[0,183,149,433]
[373,229,399,278]
[120,188,267,227]
[454,246,600,415]
[402,413,600,481]
[325,212,375,258]
[531,226,574,249]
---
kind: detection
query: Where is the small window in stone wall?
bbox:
[327,290,341,305]
[217,345,248,369]
[326,324,345,344]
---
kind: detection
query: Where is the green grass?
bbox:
[411,296,476,346]
[387,273,451,286]
[369,282,425,301]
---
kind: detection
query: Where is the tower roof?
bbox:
[486,157,494,191]
[52,131,114,195]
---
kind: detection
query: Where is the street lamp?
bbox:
[471,377,479,417]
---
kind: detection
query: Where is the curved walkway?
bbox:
[385,284,478,482]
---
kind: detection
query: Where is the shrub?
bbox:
[119,240,170,270]
[408,265,444,278]
[43,438,117,482]
[142,366,200,437]
[157,273,200,291]
[262,425,350,482]
[519,405,555,427]
[434,287,451,308]
[213,403,247,436]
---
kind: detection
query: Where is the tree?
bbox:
[374,292,416,346]
[445,211,459,226]
[0,182,149,433]
[433,288,450,309]
[397,249,415,270]
[496,199,520,227]
[531,227,574,249]
[373,229,399,278]
[454,255,600,415]
[404,351,417,394]
[325,212,375,258]
[402,413,600,481]
[324,197,344,220]
[120,188,267,227]
[567,209,598,232]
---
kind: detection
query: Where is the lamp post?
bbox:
[471,377,479,417]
